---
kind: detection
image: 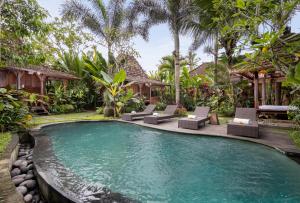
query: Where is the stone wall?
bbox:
[0,134,24,203]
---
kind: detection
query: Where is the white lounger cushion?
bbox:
[188,115,196,119]
[131,111,136,114]
[233,118,250,124]
[153,112,159,116]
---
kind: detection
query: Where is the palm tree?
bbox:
[158,55,188,84]
[186,51,200,71]
[182,0,219,83]
[61,0,128,72]
[129,0,193,104]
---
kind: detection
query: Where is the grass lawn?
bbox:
[29,111,109,127]
[0,132,12,155]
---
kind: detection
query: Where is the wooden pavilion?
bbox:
[0,66,79,95]
[231,61,287,109]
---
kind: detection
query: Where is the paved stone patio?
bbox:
[121,118,300,158]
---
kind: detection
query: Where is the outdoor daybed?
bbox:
[178,107,210,130]
[122,104,156,121]
[144,105,178,125]
[227,108,259,138]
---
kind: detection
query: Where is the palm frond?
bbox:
[61,0,105,38]
[90,0,108,25]
[108,0,126,31]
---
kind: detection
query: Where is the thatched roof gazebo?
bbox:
[118,55,168,104]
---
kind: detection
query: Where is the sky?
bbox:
[38,0,300,72]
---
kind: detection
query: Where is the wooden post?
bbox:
[13,71,24,90]
[268,78,273,104]
[261,74,266,105]
[138,83,143,97]
[254,72,259,109]
[36,74,46,95]
[63,80,68,93]
[275,82,282,105]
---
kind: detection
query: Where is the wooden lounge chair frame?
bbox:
[178,107,210,130]
[227,108,259,138]
[144,105,178,124]
[121,104,156,121]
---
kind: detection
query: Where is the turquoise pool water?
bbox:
[45,122,300,202]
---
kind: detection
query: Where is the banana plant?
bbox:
[92,69,134,117]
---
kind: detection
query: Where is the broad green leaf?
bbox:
[236,0,246,9]
[0,103,4,111]
[295,63,300,80]
[113,69,126,84]
[0,88,7,94]
[101,71,113,83]
[92,76,108,86]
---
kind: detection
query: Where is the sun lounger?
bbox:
[178,107,210,130]
[227,108,259,138]
[144,105,178,124]
[122,104,156,121]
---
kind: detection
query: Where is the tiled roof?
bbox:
[2,66,79,80]
[189,63,212,77]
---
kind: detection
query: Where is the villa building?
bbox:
[119,55,168,104]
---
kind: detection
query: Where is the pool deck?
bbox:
[120,118,300,159]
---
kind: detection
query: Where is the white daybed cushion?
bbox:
[233,118,250,124]
[188,115,196,119]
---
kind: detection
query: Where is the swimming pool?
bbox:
[37,121,300,202]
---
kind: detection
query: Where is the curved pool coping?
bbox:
[30,120,298,203]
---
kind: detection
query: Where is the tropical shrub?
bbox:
[217,100,235,117]
[288,98,300,126]
[92,69,134,117]
[96,107,104,114]
[181,94,195,111]
[155,102,167,111]
[0,88,31,132]
[123,93,145,113]
[47,83,88,113]
[175,107,188,117]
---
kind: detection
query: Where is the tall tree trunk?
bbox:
[214,32,219,84]
[108,44,113,74]
[174,31,180,105]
